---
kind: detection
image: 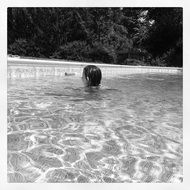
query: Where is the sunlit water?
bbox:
[7,73,183,183]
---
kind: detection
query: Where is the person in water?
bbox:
[82,65,102,87]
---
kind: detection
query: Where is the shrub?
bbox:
[116,48,151,65]
[51,41,91,62]
[122,58,147,66]
[88,42,115,63]
[162,47,182,67]
[8,39,41,57]
[49,41,115,64]
[151,57,167,67]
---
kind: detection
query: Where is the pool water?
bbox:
[7,73,183,183]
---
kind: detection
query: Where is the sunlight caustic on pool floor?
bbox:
[7,73,183,183]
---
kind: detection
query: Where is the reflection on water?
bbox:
[7,73,183,183]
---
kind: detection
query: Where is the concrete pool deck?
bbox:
[7,57,183,78]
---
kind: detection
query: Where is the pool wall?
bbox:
[7,57,183,78]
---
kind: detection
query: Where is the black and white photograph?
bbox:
[5,2,185,186]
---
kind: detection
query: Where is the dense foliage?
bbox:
[8,8,182,67]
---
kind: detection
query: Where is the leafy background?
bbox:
[8,8,182,67]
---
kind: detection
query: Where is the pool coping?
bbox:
[7,57,182,70]
[7,57,183,78]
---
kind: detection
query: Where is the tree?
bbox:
[143,8,182,66]
[7,7,182,67]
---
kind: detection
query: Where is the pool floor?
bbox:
[7,73,183,183]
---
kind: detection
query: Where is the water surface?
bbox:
[7,73,183,183]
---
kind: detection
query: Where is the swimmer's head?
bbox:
[82,65,102,87]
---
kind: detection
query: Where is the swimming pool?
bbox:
[7,72,183,183]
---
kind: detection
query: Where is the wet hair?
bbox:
[83,65,102,86]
